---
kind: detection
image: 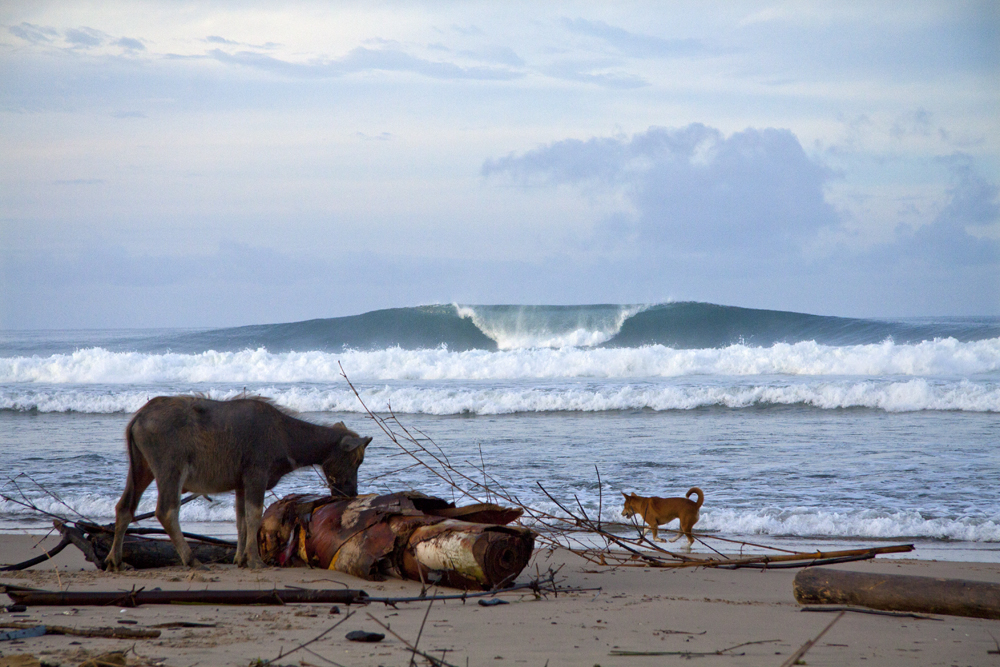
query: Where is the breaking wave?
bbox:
[4,303,998,356]
[1,377,997,414]
[2,337,998,386]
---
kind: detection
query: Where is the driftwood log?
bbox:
[793,567,1000,620]
[0,621,160,639]
[259,492,534,590]
[54,520,236,570]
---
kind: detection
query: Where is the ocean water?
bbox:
[1,302,998,562]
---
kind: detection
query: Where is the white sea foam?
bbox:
[2,377,998,413]
[5,496,996,542]
[697,508,1000,542]
[2,337,998,385]
[455,304,648,349]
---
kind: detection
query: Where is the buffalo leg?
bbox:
[105,447,154,571]
[154,472,203,569]
[234,488,246,566]
[239,481,267,569]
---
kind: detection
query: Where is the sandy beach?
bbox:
[1,534,998,667]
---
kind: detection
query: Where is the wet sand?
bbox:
[2,533,999,666]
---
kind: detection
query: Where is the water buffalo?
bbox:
[105,395,372,570]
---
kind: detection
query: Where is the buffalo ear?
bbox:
[340,435,372,452]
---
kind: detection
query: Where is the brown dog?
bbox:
[621,487,704,546]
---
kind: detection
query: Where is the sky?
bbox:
[1,1,998,329]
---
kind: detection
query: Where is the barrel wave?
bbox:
[16,302,994,356]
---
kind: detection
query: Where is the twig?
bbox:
[0,535,71,571]
[364,612,460,667]
[410,593,436,667]
[595,465,603,533]
[271,610,353,663]
[610,639,780,657]
[779,611,845,667]
[800,605,941,620]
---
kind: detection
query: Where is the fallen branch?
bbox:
[3,586,369,608]
[0,621,160,639]
[0,535,71,571]
[800,605,941,620]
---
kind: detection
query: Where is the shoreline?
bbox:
[2,533,999,666]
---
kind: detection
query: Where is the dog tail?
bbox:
[686,487,704,509]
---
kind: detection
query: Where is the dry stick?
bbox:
[340,369,482,505]
[131,493,203,523]
[300,646,349,667]
[610,638,781,657]
[478,444,492,505]
[271,610,354,664]
[595,465,603,533]
[364,612,459,667]
[410,593,437,667]
[342,377,573,542]
[800,605,941,620]
[779,610,846,667]
[17,472,93,524]
[362,462,424,483]
[0,534,71,571]
[0,621,160,640]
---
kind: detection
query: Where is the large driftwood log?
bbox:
[55,521,236,570]
[259,492,534,590]
[794,567,1000,620]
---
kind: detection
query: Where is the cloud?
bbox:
[206,35,239,45]
[64,27,107,48]
[485,123,838,253]
[357,131,393,141]
[207,46,523,81]
[113,37,145,51]
[542,60,648,88]
[561,17,705,59]
[892,158,1000,266]
[8,22,59,44]
[457,45,525,67]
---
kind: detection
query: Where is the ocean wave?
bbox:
[4,497,996,542]
[697,508,1000,542]
[5,304,998,357]
[456,304,648,349]
[2,337,998,386]
[1,377,997,413]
